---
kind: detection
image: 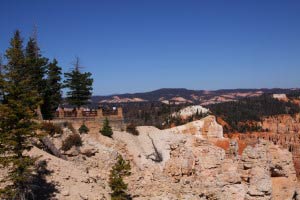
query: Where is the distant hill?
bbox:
[91,88,300,105]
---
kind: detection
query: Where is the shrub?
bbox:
[79,124,89,134]
[100,118,113,138]
[109,155,131,200]
[62,121,76,134]
[40,122,63,136]
[126,123,139,135]
[61,134,82,151]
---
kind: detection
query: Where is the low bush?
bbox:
[62,121,76,134]
[79,124,89,134]
[100,118,113,138]
[126,123,139,135]
[61,134,82,151]
[40,122,63,136]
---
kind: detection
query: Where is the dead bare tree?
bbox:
[40,137,67,160]
[146,134,163,162]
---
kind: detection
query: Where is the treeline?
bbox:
[287,90,300,98]
[0,29,93,199]
[208,94,300,133]
[0,31,94,119]
[162,109,209,129]
[119,102,190,127]
[119,101,209,129]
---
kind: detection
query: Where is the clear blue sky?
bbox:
[0,0,299,95]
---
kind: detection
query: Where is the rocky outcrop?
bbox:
[113,123,298,200]
[237,114,300,178]
[171,105,209,119]
[113,126,186,169]
[28,147,111,200]
[168,115,223,139]
[261,114,300,134]
[240,141,297,200]
[272,94,288,101]
[2,117,297,200]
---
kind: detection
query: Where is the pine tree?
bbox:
[109,155,131,200]
[100,118,113,137]
[79,123,89,134]
[0,55,4,102]
[64,57,93,108]
[41,59,62,119]
[0,30,40,199]
[24,31,49,120]
[25,35,48,98]
[4,30,25,83]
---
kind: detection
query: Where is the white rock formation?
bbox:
[171,105,209,119]
[113,115,223,170]
[168,115,223,139]
[272,93,287,100]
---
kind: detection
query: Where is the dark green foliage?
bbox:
[109,155,131,200]
[161,109,209,129]
[64,57,93,108]
[208,95,300,132]
[79,124,89,134]
[61,134,82,151]
[40,122,63,136]
[41,59,62,119]
[25,37,48,98]
[62,121,76,134]
[100,118,113,137]
[120,101,189,128]
[4,30,26,83]
[0,30,40,199]
[126,123,139,135]
[287,91,300,98]
[0,55,4,102]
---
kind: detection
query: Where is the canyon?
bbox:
[234,114,300,177]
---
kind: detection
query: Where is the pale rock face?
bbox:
[272,93,287,100]
[168,115,223,139]
[240,141,298,200]
[112,116,223,171]
[113,127,187,169]
[122,135,298,200]
[27,147,111,200]
[171,105,209,119]
[3,118,297,200]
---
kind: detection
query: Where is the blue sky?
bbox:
[0,0,299,95]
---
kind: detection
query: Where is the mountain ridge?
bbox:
[92,88,300,105]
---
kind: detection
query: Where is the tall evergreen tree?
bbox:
[4,30,25,83]
[25,30,49,120]
[41,59,62,119]
[0,55,4,102]
[64,57,93,107]
[0,30,40,199]
[25,35,48,96]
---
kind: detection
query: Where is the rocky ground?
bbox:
[1,115,300,200]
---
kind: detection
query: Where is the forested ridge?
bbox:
[208,95,300,133]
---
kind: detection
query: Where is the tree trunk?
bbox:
[40,137,67,160]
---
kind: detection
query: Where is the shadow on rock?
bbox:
[28,160,59,200]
